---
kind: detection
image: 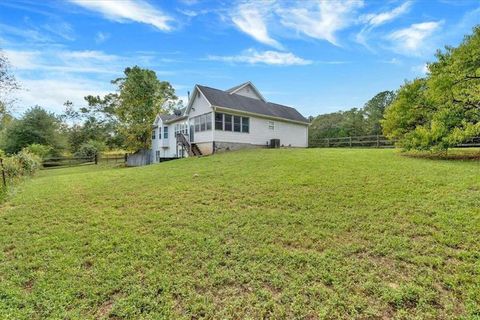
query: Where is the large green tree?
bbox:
[2,106,65,154]
[383,26,480,150]
[363,91,395,135]
[85,66,177,151]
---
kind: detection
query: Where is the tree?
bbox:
[383,26,480,150]
[0,51,19,106]
[363,91,395,135]
[2,106,65,154]
[85,66,177,151]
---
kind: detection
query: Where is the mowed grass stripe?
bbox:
[0,149,479,319]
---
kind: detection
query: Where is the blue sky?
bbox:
[0,0,479,117]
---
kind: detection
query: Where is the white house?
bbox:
[151,81,309,162]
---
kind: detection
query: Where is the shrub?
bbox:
[15,150,42,175]
[75,140,106,159]
[24,144,52,159]
[2,156,23,180]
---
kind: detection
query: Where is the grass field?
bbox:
[0,149,479,319]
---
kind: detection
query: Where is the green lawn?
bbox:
[1,149,479,319]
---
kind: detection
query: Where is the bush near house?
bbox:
[0,149,478,319]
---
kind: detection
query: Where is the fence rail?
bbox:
[309,135,480,148]
[42,153,128,169]
[310,135,395,148]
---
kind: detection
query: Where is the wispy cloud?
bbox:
[5,49,121,74]
[207,49,311,66]
[95,31,110,44]
[356,1,412,48]
[361,1,412,27]
[231,2,281,49]
[276,0,363,46]
[42,21,75,41]
[387,21,443,55]
[69,0,174,31]
[13,77,113,113]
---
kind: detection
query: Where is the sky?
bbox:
[0,0,479,117]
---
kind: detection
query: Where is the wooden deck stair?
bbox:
[176,133,202,156]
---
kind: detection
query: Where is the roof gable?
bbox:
[226,81,266,102]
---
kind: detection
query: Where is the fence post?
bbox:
[327,138,330,148]
[349,136,352,148]
[94,154,98,165]
[376,135,380,148]
[0,158,6,188]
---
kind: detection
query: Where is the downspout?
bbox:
[212,106,216,154]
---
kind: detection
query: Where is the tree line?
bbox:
[0,64,180,159]
[310,25,479,151]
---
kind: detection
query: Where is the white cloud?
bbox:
[276,0,363,46]
[231,2,281,49]
[388,21,443,55]
[411,63,429,75]
[95,31,110,44]
[4,49,120,74]
[207,49,311,66]
[12,77,112,114]
[69,0,173,31]
[361,1,412,27]
[356,1,412,48]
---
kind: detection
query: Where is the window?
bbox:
[268,121,275,130]
[158,128,161,139]
[215,112,223,130]
[200,114,206,131]
[224,114,232,131]
[234,116,241,132]
[242,117,249,133]
[152,130,156,139]
[206,113,212,130]
[163,126,168,139]
[191,113,212,133]
[214,112,249,133]
[194,116,200,132]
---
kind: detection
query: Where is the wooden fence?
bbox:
[42,153,128,169]
[309,135,480,148]
[310,135,394,148]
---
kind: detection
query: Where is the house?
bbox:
[151,81,309,162]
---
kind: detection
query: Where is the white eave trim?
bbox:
[213,105,310,125]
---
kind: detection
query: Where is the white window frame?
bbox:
[268,120,275,130]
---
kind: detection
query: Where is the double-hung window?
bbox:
[215,113,223,130]
[268,121,275,130]
[241,117,249,133]
[163,126,168,139]
[224,114,232,131]
[233,116,241,132]
[152,130,156,139]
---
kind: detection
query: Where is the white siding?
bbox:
[233,85,262,100]
[188,90,214,143]
[213,112,308,147]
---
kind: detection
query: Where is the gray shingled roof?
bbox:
[158,107,187,123]
[159,114,181,122]
[197,85,309,123]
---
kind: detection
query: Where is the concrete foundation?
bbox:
[214,141,265,153]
